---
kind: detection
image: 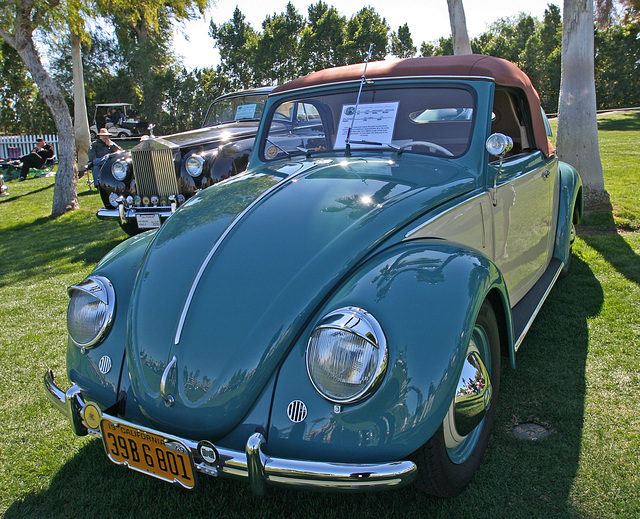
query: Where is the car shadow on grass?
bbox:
[3,257,602,519]
[480,253,603,516]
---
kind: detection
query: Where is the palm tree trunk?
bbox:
[557,0,608,207]
[71,31,91,169]
[447,0,473,55]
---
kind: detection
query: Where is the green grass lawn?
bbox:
[1,111,639,518]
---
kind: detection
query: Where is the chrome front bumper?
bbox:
[96,206,172,223]
[44,370,417,495]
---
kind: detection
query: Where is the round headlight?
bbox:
[306,307,387,404]
[185,155,205,177]
[111,160,128,181]
[67,276,116,349]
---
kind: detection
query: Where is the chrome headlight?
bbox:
[111,160,128,181]
[306,307,387,404]
[67,276,116,349]
[185,154,205,177]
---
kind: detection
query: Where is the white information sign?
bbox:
[234,104,257,119]
[334,102,399,149]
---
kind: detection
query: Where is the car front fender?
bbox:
[65,231,156,409]
[267,239,512,463]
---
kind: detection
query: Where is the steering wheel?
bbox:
[399,141,454,157]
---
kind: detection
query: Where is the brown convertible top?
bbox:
[273,54,554,157]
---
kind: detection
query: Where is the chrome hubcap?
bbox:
[443,326,492,464]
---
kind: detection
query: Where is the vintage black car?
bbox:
[96,87,273,235]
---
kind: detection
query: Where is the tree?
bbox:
[0,42,54,134]
[69,27,91,168]
[595,22,640,109]
[298,2,347,74]
[0,0,80,215]
[254,3,305,84]
[420,36,453,56]
[391,23,416,58]
[447,0,472,55]
[210,8,260,88]
[342,7,389,63]
[538,5,563,112]
[557,0,607,206]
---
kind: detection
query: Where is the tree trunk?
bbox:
[71,31,91,168]
[1,13,78,216]
[557,0,608,207]
[447,0,472,55]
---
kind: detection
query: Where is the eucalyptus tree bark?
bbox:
[557,0,608,207]
[0,5,79,215]
[447,0,472,55]
[71,31,91,168]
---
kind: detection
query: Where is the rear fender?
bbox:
[267,240,511,462]
[554,161,583,264]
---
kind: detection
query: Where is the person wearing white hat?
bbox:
[88,128,122,186]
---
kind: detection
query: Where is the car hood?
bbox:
[126,155,476,438]
[158,121,260,149]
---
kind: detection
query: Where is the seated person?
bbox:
[89,128,122,186]
[19,138,55,181]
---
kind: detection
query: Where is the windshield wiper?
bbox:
[346,140,400,151]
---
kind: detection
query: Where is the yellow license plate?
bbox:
[100,417,196,489]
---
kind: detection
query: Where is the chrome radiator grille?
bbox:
[131,148,179,200]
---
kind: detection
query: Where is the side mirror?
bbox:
[486,133,513,207]
[486,133,513,157]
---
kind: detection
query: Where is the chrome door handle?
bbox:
[542,170,550,179]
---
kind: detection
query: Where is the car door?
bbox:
[486,88,557,305]
[490,151,557,305]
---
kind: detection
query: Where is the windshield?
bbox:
[203,93,269,127]
[261,85,475,161]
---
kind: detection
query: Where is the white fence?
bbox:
[0,135,59,160]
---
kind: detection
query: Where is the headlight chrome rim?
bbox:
[111,159,128,181]
[67,275,116,349]
[306,306,388,404]
[185,154,205,177]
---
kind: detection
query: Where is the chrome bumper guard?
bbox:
[95,207,173,223]
[44,370,417,495]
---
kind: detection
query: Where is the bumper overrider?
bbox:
[44,370,417,495]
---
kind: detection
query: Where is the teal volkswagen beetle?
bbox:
[45,55,582,497]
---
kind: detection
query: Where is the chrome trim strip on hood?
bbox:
[174,168,310,345]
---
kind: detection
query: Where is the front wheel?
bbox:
[411,299,501,497]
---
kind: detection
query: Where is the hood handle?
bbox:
[160,356,177,407]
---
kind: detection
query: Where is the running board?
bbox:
[512,258,563,351]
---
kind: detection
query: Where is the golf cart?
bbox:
[90,103,150,139]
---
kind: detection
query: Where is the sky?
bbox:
[173,0,561,70]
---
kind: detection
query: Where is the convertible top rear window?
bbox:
[262,86,476,160]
